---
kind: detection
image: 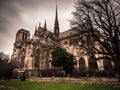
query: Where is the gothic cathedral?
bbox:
[11,5,114,77]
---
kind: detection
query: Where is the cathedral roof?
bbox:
[31,35,39,41]
[46,30,54,37]
[31,29,54,42]
[58,28,80,40]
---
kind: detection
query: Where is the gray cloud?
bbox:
[0,0,19,32]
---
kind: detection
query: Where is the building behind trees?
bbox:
[11,4,115,78]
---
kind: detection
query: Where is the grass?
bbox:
[0,80,120,90]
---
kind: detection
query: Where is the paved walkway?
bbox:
[28,77,119,83]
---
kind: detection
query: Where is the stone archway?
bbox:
[79,57,85,71]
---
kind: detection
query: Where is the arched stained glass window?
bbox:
[79,57,85,70]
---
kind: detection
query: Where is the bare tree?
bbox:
[71,0,120,73]
[0,60,13,80]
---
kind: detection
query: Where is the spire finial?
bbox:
[56,1,58,8]
[56,3,58,20]
[44,20,47,31]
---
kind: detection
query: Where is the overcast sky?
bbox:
[0,0,76,56]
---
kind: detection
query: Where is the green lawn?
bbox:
[0,80,120,90]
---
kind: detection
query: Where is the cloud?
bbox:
[0,0,20,32]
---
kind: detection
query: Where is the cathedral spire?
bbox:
[38,22,41,29]
[34,25,37,34]
[44,20,47,31]
[54,4,60,37]
[35,25,37,31]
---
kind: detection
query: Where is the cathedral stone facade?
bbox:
[11,6,114,77]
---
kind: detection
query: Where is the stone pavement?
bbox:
[28,77,119,83]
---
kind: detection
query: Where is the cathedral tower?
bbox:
[54,5,60,37]
[15,29,30,43]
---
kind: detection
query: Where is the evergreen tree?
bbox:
[52,47,74,76]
